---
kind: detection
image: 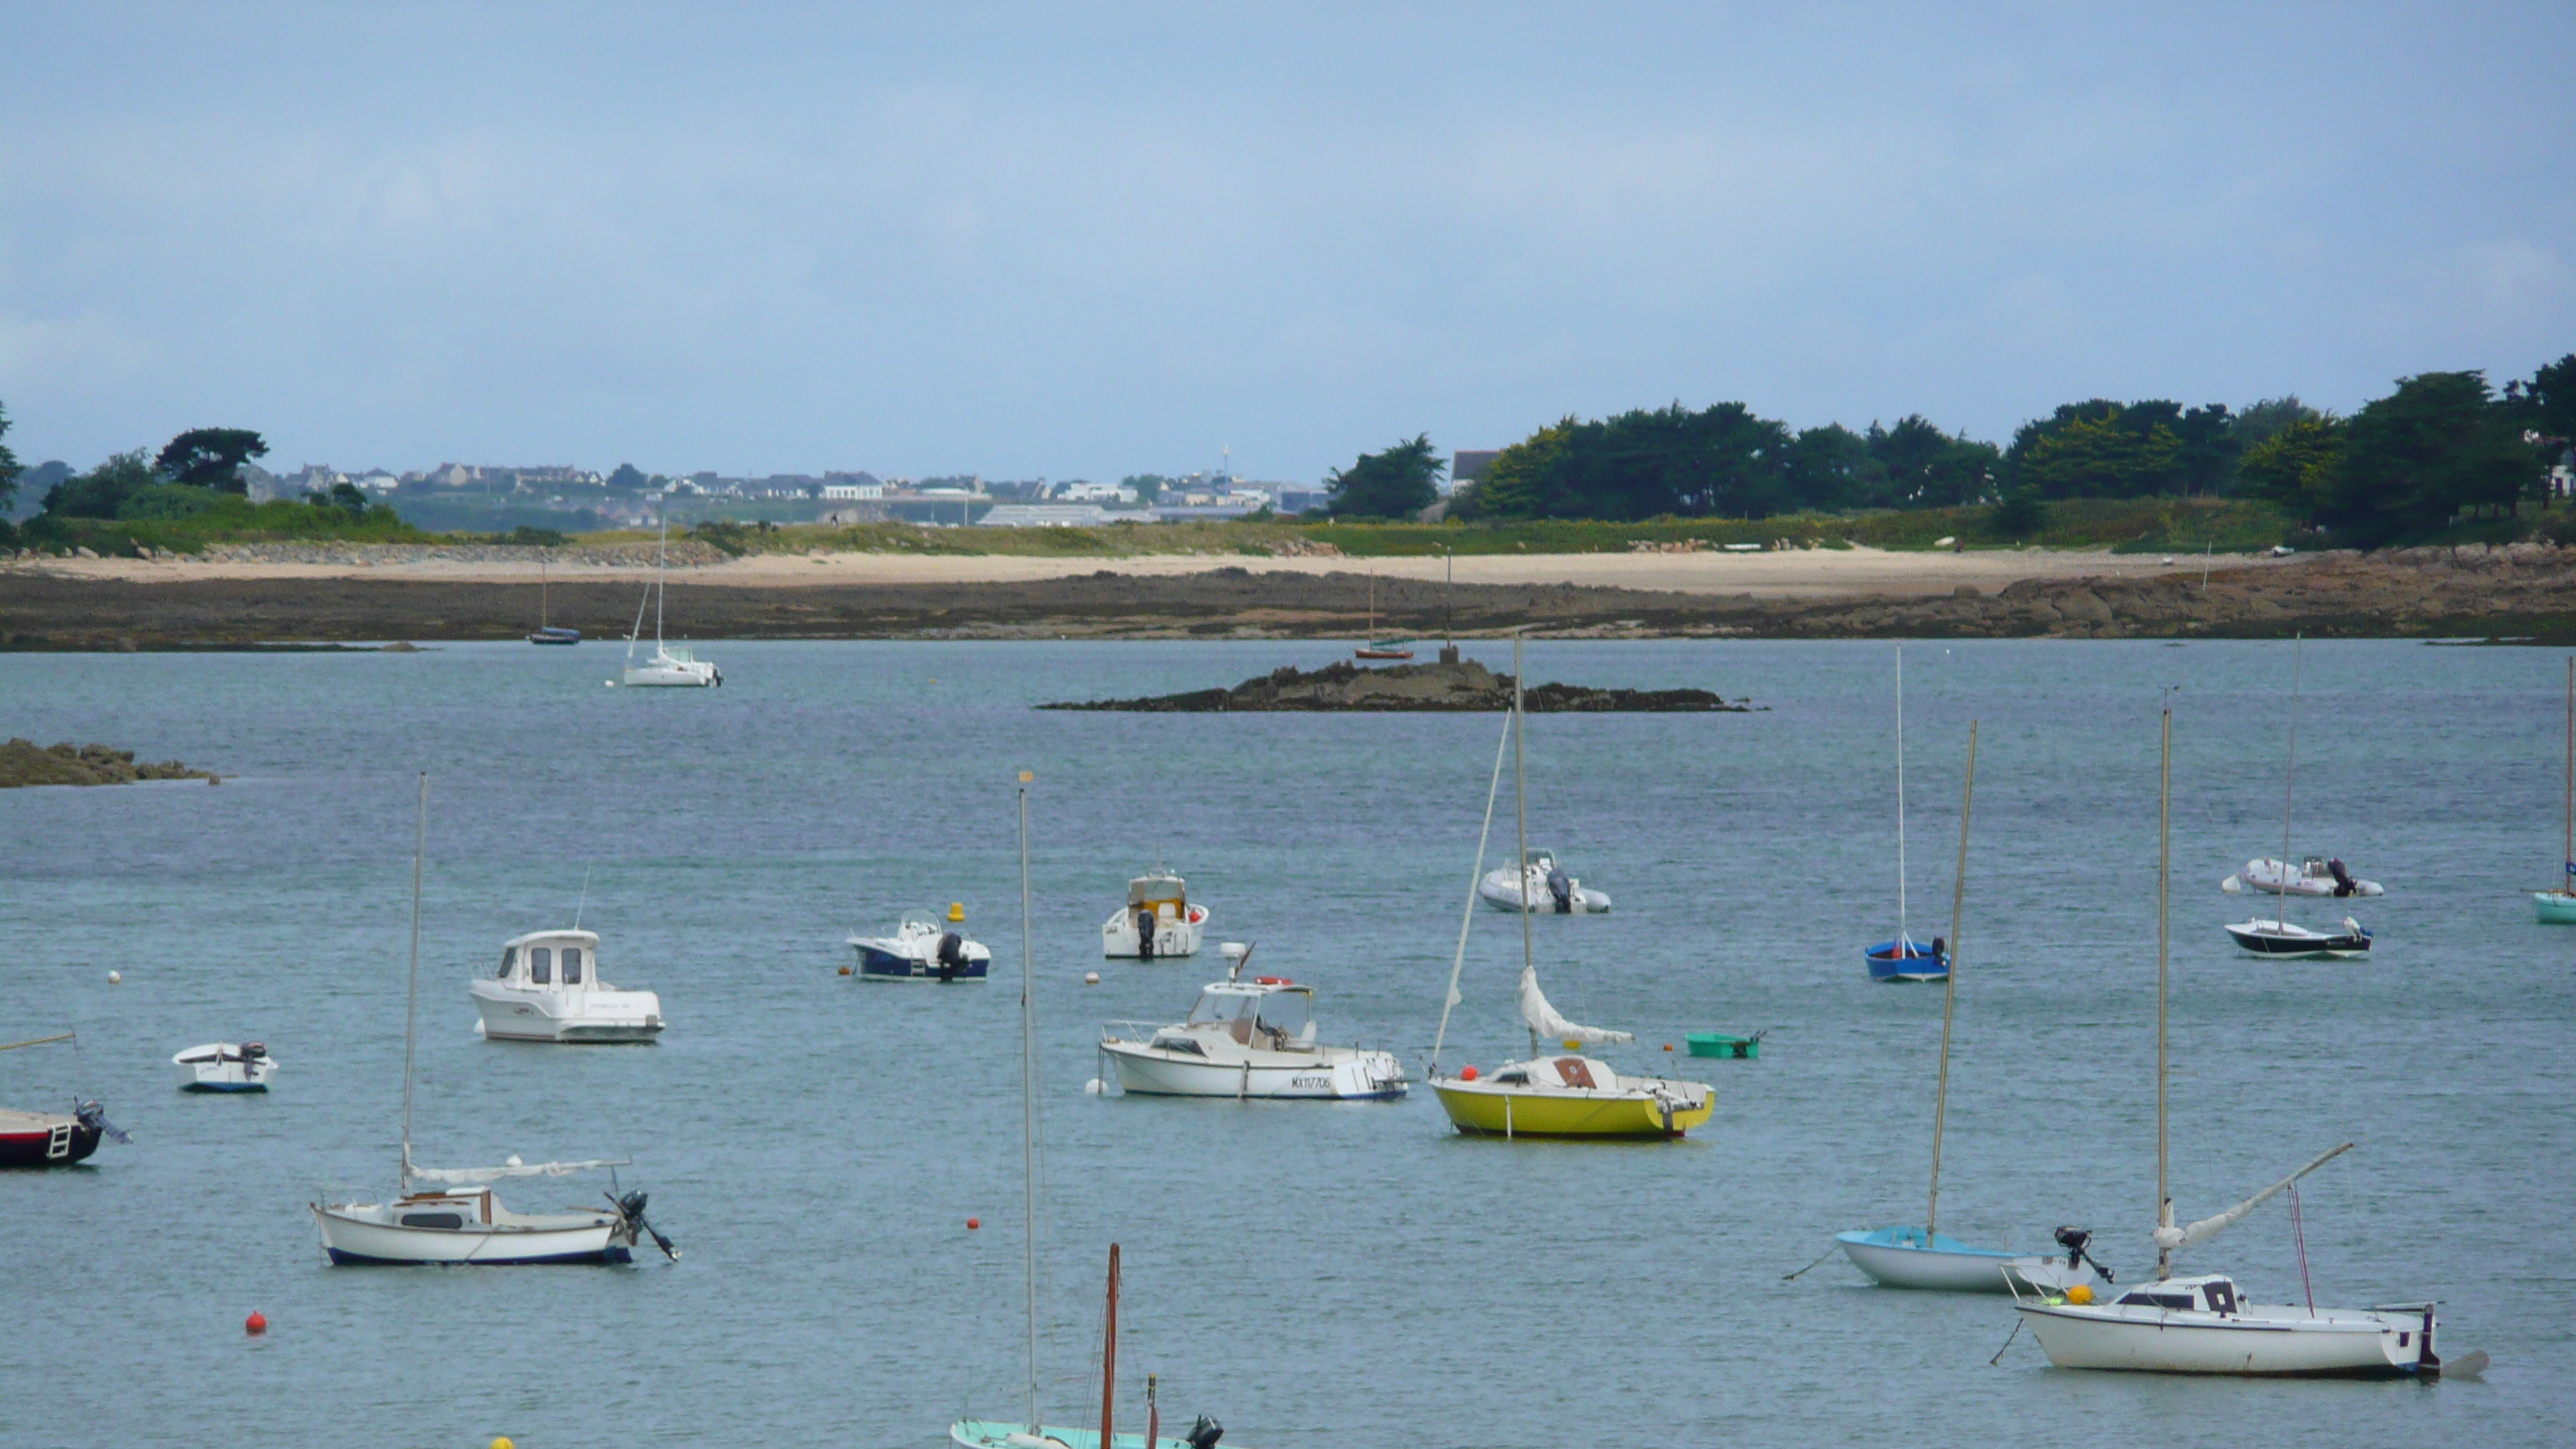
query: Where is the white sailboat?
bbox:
[2226,635,2371,957]
[1865,647,1946,981]
[1836,723,2099,1293]
[951,774,1245,1449]
[619,510,720,687]
[2012,704,2453,1378]
[310,775,677,1266]
[2538,657,2576,923]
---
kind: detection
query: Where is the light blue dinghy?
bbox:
[1835,1226,2060,1293]
[953,1423,1221,1449]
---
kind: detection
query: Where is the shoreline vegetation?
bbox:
[0,738,218,788]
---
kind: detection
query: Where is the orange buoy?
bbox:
[967,1218,981,1230]
[1663,1043,1673,1051]
[838,964,852,975]
[245,1311,268,1335]
[1461,1065,1479,1081]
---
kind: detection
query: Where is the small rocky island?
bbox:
[0,738,219,788]
[1040,658,1746,712]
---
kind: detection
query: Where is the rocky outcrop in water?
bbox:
[1040,658,1745,711]
[0,739,218,787]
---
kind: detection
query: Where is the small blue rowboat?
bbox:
[1834,1225,2067,1293]
[1865,936,1947,982]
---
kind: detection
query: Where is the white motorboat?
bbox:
[1101,868,1209,959]
[1478,848,1611,913]
[313,774,677,1268]
[172,1041,279,1092]
[618,511,720,687]
[1099,945,1406,1099]
[470,929,666,1043]
[2221,857,2382,897]
[2224,915,2372,958]
[849,907,991,981]
[2012,704,2451,1379]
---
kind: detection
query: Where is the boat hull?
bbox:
[1101,903,1208,959]
[951,1422,1208,1449]
[2537,890,2576,924]
[853,948,990,981]
[1101,1040,1406,1099]
[0,1111,101,1166]
[1430,1080,1711,1139]
[311,1204,632,1266]
[2017,1300,2437,1377]
[1865,938,1947,982]
[2225,922,2372,958]
[622,666,719,687]
[1834,1228,2063,1293]
[470,985,666,1043]
[1477,872,1612,914]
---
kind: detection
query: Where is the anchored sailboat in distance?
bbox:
[619,509,720,687]
[527,553,578,644]
[1354,571,1413,659]
[1837,723,2103,1293]
[2225,635,2372,958]
[2012,701,2458,1378]
[1865,647,1946,981]
[2539,657,2576,923]
[1427,636,1713,1139]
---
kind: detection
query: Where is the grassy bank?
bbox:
[8,495,440,556]
[614,497,2302,560]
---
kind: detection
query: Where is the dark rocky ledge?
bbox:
[1039,658,1746,712]
[0,738,219,787]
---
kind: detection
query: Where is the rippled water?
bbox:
[3,638,2566,1449]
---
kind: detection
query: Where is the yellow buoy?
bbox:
[2066,1283,2095,1305]
[947,903,965,923]
[492,1437,516,1449]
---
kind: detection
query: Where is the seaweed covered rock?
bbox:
[1040,658,1743,712]
[0,738,218,787]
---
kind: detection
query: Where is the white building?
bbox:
[820,484,883,500]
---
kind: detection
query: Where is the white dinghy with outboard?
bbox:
[1100,868,1209,959]
[173,1041,279,1092]
[2011,704,2460,1379]
[1478,848,1611,914]
[2224,635,2376,958]
[471,928,666,1042]
[2221,857,2382,897]
[1098,943,1406,1100]
[311,775,677,1268]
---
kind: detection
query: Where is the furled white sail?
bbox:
[2153,1142,2353,1252]
[404,1155,629,1186]
[1517,964,1632,1045]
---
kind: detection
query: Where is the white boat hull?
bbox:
[1836,1235,2064,1293]
[311,1204,632,1265]
[622,663,719,687]
[2018,1300,2437,1377]
[172,1045,279,1092]
[1100,1040,1406,1100]
[2537,889,2576,923]
[1101,904,1208,958]
[1478,868,1611,914]
[469,984,665,1043]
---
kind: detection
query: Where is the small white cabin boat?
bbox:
[1478,848,1610,913]
[173,1041,279,1092]
[2221,857,2382,897]
[1101,869,1209,959]
[471,930,666,1043]
[1099,954,1405,1100]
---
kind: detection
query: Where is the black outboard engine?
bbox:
[1136,908,1157,961]
[242,1042,267,1062]
[1186,1416,1224,1449]
[2053,1225,2114,1283]
[2328,858,2357,897]
[74,1099,131,1145]
[612,1188,681,1259]
[1547,865,1573,913]
[936,931,966,981]
[1930,935,1947,966]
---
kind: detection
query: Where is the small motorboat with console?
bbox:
[2224,915,2372,958]
[173,1041,280,1091]
[2221,857,2382,897]
[1478,848,1610,913]
[0,1033,127,1166]
[849,906,990,981]
[1098,944,1406,1099]
[471,929,666,1043]
[1101,868,1209,959]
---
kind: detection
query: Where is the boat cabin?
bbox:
[1156,980,1315,1052]
[1127,872,1188,923]
[495,930,601,992]
[2114,1276,2241,1316]
[1485,1056,1619,1091]
[391,1186,495,1228]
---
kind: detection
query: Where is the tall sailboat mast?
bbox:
[1923,722,1978,1238]
[1895,648,1908,944]
[2276,634,2301,921]
[2562,656,2571,887]
[399,772,427,1183]
[2156,699,2174,1279]
[1512,633,1535,1058]
[654,512,669,652]
[1016,771,1041,1434]
[1098,1244,1120,1449]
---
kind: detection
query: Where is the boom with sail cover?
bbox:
[2155,1142,2353,1261]
[1517,964,1631,1046]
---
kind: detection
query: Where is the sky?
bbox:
[2,2,2571,484]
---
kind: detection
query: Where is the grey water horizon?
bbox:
[2,637,2564,1448]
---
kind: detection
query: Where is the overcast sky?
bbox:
[3,3,2570,482]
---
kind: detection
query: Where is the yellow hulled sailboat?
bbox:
[1426,636,1712,1140]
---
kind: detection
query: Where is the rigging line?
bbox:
[400,772,427,1184]
[1782,1245,1840,1281]
[1430,702,1515,1074]
[1925,720,1978,1242]
[2155,696,2174,1280]
[2277,632,2302,921]
[573,862,594,932]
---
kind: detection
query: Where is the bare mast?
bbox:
[1924,721,1978,1239]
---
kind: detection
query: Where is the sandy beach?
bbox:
[6,543,2262,598]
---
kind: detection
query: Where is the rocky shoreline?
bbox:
[1040,659,1746,711]
[0,739,218,787]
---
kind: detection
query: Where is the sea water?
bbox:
[1,638,2565,1448]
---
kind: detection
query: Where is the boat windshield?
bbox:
[1187,991,1258,1027]
[1253,990,1313,1042]
[1522,849,1557,869]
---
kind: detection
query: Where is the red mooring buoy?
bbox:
[967,1218,981,1230]
[245,1311,268,1335]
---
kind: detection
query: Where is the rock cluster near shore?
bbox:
[0,738,218,788]
[1040,658,1745,711]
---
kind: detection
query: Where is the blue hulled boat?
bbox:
[1865,936,1947,982]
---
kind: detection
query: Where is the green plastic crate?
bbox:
[1685,1032,1763,1060]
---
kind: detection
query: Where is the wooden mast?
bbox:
[1099,1244,1120,1449]
[1925,721,1978,1240]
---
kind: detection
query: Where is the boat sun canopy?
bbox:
[403,1155,631,1186]
[1518,964,1631,1045]
[2153,1142,2353,1252]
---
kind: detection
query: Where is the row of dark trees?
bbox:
[1323,356,2576,540]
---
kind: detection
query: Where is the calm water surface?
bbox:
[2,639,2567,1448]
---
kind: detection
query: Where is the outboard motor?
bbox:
[2054,1225,2114,1283]
[611,1188,680,1260]
[1930,935,1947,966]
[936,931,966,982]
[2328,858,2358,897]
[74,1099,131,1146]
[242,1042,267,1062]
[1186,1416,1224,1449]
[1547,865,1573,913]
[1135,908,1157,961]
